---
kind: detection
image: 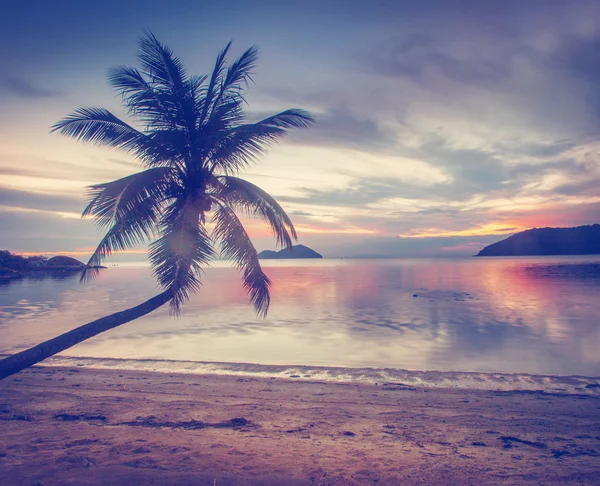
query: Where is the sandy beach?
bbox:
[0,365,599,485]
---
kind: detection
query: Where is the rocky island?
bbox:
[476,224,600,257]
[0,250,103,279]
[258,244,322,259]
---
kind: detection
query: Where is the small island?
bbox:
[0,250,103,279]
[258,244,323,259]
[476,224,600,257]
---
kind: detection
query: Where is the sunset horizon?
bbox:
[3,0,600,259]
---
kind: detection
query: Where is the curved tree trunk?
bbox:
[0,290,172,381]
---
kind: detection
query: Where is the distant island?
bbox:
[476,224,600,257]
[0,250,103,279]
[258,244,323,259]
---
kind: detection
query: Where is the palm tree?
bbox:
[0,32,313,381]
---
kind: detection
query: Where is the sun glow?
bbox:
[399,222,527,239]
[295,224,379,235]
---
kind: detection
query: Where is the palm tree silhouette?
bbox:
[0,32,313,380]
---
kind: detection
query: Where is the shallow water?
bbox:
[1,256,599,376]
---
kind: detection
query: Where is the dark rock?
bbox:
[120,416,251,430]
[228,417,249,427]
[46,256,85,267]
[499,436,547,449]
[65,439,100,448]
[133,447,151,454]
[0,250,105,280]
[381,382,416,391]
[56,455,97,468]
[476,224,600,257]
[53,414,107,422]
[125,458,166,469]
[552,448,599,458]
[258,244,322,259]
[0,414,32,422]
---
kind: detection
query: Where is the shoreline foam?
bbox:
[14,354,599,395]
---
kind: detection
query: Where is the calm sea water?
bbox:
[1,257,599,376]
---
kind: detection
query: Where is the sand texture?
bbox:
[1,366,599,485]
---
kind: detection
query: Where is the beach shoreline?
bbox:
[8,354,600,395]
[1,365,599,485]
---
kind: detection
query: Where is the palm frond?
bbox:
[81,208,158,282]
[222,46,258,93]
[198,41,232,127]
[138,31,188,92]
[50,107,145,151]
[109,65,152,95]
[200,46,258,134]
[108,65,168,124]
[258,109,314,130]
[141,129,189,168]
[136,31,202,140]
[212,202,271,317]
[216,176,297,249]
[189,74,208,110]
[80,168,174,282]
[149,198,215,313]
[197,46,258,138]
[52,107,179,166]
[83,167,175,228]
[206,95,245,130]
[208,109,314,173]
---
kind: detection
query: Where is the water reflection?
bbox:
[1,257,599,375]
[523,263,600,282]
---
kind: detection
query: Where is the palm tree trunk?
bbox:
[0,290,172,381]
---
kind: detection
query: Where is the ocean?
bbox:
[1,256,599,377]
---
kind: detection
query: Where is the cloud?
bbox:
[495,200,600,229]
[0,209,102,253]
[0,155,139,184]
[288,107,394,150]
[276,139,589,209]
[0,187,84,214]
[279,177,417,208]
[289,210,315,217]
[554,179,600,197]
[368,32,512,89]
[249,102,394,152]
[555,36,600,114]
[0,76,59,98]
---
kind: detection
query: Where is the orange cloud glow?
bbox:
[294,224,379,235]
[399,222,527,239]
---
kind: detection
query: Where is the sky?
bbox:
[1,0,600,259]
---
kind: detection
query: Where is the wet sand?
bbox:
[1,365,599,485]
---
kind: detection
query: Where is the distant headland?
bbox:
[0,251,104,279]
[258,244,323,259]
[476,224,600,257]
